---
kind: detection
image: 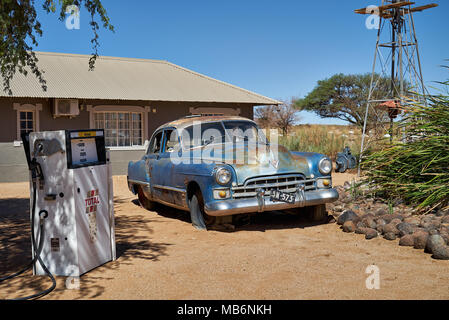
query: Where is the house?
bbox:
[0,52,280,182]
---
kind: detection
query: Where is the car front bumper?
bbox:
[204,188,339,216]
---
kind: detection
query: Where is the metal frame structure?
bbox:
[355,0,437,175]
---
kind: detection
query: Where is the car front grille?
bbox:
[231,174,316,199]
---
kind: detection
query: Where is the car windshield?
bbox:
[222,121,266,144]
[180,120,267,149]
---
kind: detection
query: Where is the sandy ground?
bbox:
[1,173,448,300]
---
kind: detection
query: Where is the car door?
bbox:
[149,128,179,205]
[145,129,164,201]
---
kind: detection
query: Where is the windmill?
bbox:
[355,0,438,175]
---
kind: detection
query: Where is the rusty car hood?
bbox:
[189,142,312,185]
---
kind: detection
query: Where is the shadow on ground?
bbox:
[0,197,171,300]
[130,197,330,232]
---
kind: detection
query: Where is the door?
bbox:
[145,129,164,201]
[147,128,180,204]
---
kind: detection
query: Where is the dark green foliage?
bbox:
[0,0,114,95]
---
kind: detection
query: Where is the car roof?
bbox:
[154,115,257,132]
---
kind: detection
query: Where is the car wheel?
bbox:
[137,186,155,211]
[188,190,216,230]
[307,204,327,222]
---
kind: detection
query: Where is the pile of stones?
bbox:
[328,184,449,260]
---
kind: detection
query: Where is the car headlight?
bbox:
[215,167,232,185]
[318,157,332,175]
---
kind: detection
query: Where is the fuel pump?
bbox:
[28,129,116,277]
[0,129,116,299]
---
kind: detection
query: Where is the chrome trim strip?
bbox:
[204,188,339,216]
[243,174,306,187]
[153,197,189,212]
[128,179,150,187]
[233,180,308,191]
[153,184,186,194]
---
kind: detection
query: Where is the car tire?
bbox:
[188,190,216,230]
[307,204,327,222]
[137,186,156,211]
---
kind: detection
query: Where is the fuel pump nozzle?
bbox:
[30,157,45,188]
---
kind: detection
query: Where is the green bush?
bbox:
[361,79,449,210]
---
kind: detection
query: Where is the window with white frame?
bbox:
[19,111,35,136]
[94,112,143,147]
[13,103,42,141]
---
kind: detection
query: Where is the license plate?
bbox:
[270,190,296,204]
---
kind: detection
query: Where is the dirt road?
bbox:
[0,174,448,300]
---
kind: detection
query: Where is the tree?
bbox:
[275,103,299,136]
[293,73,397,132]
[0,0,114,95]
[254,105,276,129]
[255,103,299,136]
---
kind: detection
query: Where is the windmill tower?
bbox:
[355,1,438,174]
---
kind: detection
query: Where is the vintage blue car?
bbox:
[127,115,339,230]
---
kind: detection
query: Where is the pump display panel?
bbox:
[66,130,107,169]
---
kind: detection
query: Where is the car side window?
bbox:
[148,131,163,154]
[163,129,179,153]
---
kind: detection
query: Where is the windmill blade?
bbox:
[409,3,438,12]
[355,1,415,15]
[381,3,438,19]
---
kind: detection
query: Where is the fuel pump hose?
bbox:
[0,178,56,300]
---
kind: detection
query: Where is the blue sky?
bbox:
[33,0,448,125]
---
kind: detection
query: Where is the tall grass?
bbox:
[361,81,449,210]
[278,125,361,159]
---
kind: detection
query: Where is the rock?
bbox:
[342,221,356,233]
[413,231,429,249]
[375,207,388,217]
[362,216,377,230]
[384,232,396,241]
[399,234,415,246]
[431,245,449,260]
[440,232,449,245]
[430,221,441,229]
[379,214,393,223]
[442,216,449,224]
[382,223,399,235]
[425,235,446,254]
[376,219,386,233]
[435,210,444,217]
[365,228,378,240]
[420,217,433,227]
[355,227,367,235]
[396,222,415,237]
[404,216,420,226]
[337,210,359,225]
[333,205,344,213]
[390,215,404,223]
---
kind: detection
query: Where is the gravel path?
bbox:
[0,174,448,300]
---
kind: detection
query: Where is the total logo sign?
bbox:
[85,189,100,242]
[85,189,100,213]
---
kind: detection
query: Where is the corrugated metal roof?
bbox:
[1,52,281,105]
